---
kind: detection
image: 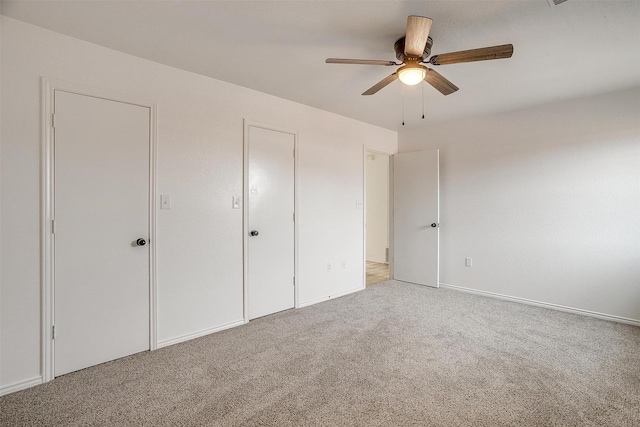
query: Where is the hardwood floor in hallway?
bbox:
[366,261,389,286]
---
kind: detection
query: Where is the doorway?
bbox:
[51,89,152,377]
[365,152,390,285]
[245,124,296,320]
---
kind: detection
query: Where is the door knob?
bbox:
[136,238,147,246]
[249,230,259,237]
[431,223,437,228]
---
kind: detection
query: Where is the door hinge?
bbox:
[52,325,55,340]
[293,276,295,286]
[293,147,295,158]
[52,113,56,128]
[51,219,56,234]
[293,212,295,221]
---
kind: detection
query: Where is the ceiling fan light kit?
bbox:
[326,14,514,97]
[397,63,427,86]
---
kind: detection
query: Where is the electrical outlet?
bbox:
[327,263,332,272]
[465,257,472,267]
[341,260,346,269]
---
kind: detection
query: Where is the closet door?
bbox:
[393,149,439,287]
[54,90,150,376]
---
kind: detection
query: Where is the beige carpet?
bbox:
[1,281,639,426]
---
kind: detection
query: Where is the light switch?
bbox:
[161,195,171,210]
[232,195,240,209]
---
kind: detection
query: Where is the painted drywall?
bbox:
[399,88,640,322]
[0,16,397,392]
[0,2,3,385]
[366,153,389,263]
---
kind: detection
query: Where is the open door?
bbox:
[53,90,151,376]
[246,125,295,320]
[392,149,439,287]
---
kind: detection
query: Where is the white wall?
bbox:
[0,2,3,386]
[0,17,397,393]
[366,153,389,263]
[399,88,640,323]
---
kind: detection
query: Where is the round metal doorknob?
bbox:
[249,230,259,237]
[431,223,437,228]
[136,238,147,246]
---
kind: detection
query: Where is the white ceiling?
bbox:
[2,1,639,131]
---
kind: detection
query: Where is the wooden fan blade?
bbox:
[326,58,398,66]
[405,16,433,57]
[424,68,459,95]
[362,73,399,95]
[429,44,513,65]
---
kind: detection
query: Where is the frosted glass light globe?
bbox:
[398,67,426,86]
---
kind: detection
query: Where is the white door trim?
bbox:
[243,120,299,323]
[40,78,158,382]
[389,155,395,280]
[362,145,366,290]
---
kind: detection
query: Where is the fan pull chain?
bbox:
[422,85,425,119]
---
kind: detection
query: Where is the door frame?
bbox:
[40,78,158,382]
[243,120,299,323]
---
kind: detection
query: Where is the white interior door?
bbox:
[393,149,439,287]
[54,90,150,376]
[247,126,295,320]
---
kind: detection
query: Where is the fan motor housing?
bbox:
[395,36,433,62]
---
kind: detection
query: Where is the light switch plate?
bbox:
[356,200,363,209]
[232,195,240,209]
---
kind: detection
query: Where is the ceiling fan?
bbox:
[326,16,513,96]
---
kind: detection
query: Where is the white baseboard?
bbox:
[299,286,364,308]
[156,319,246,349]
[0,376,43,397]
[439,283,640,327]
